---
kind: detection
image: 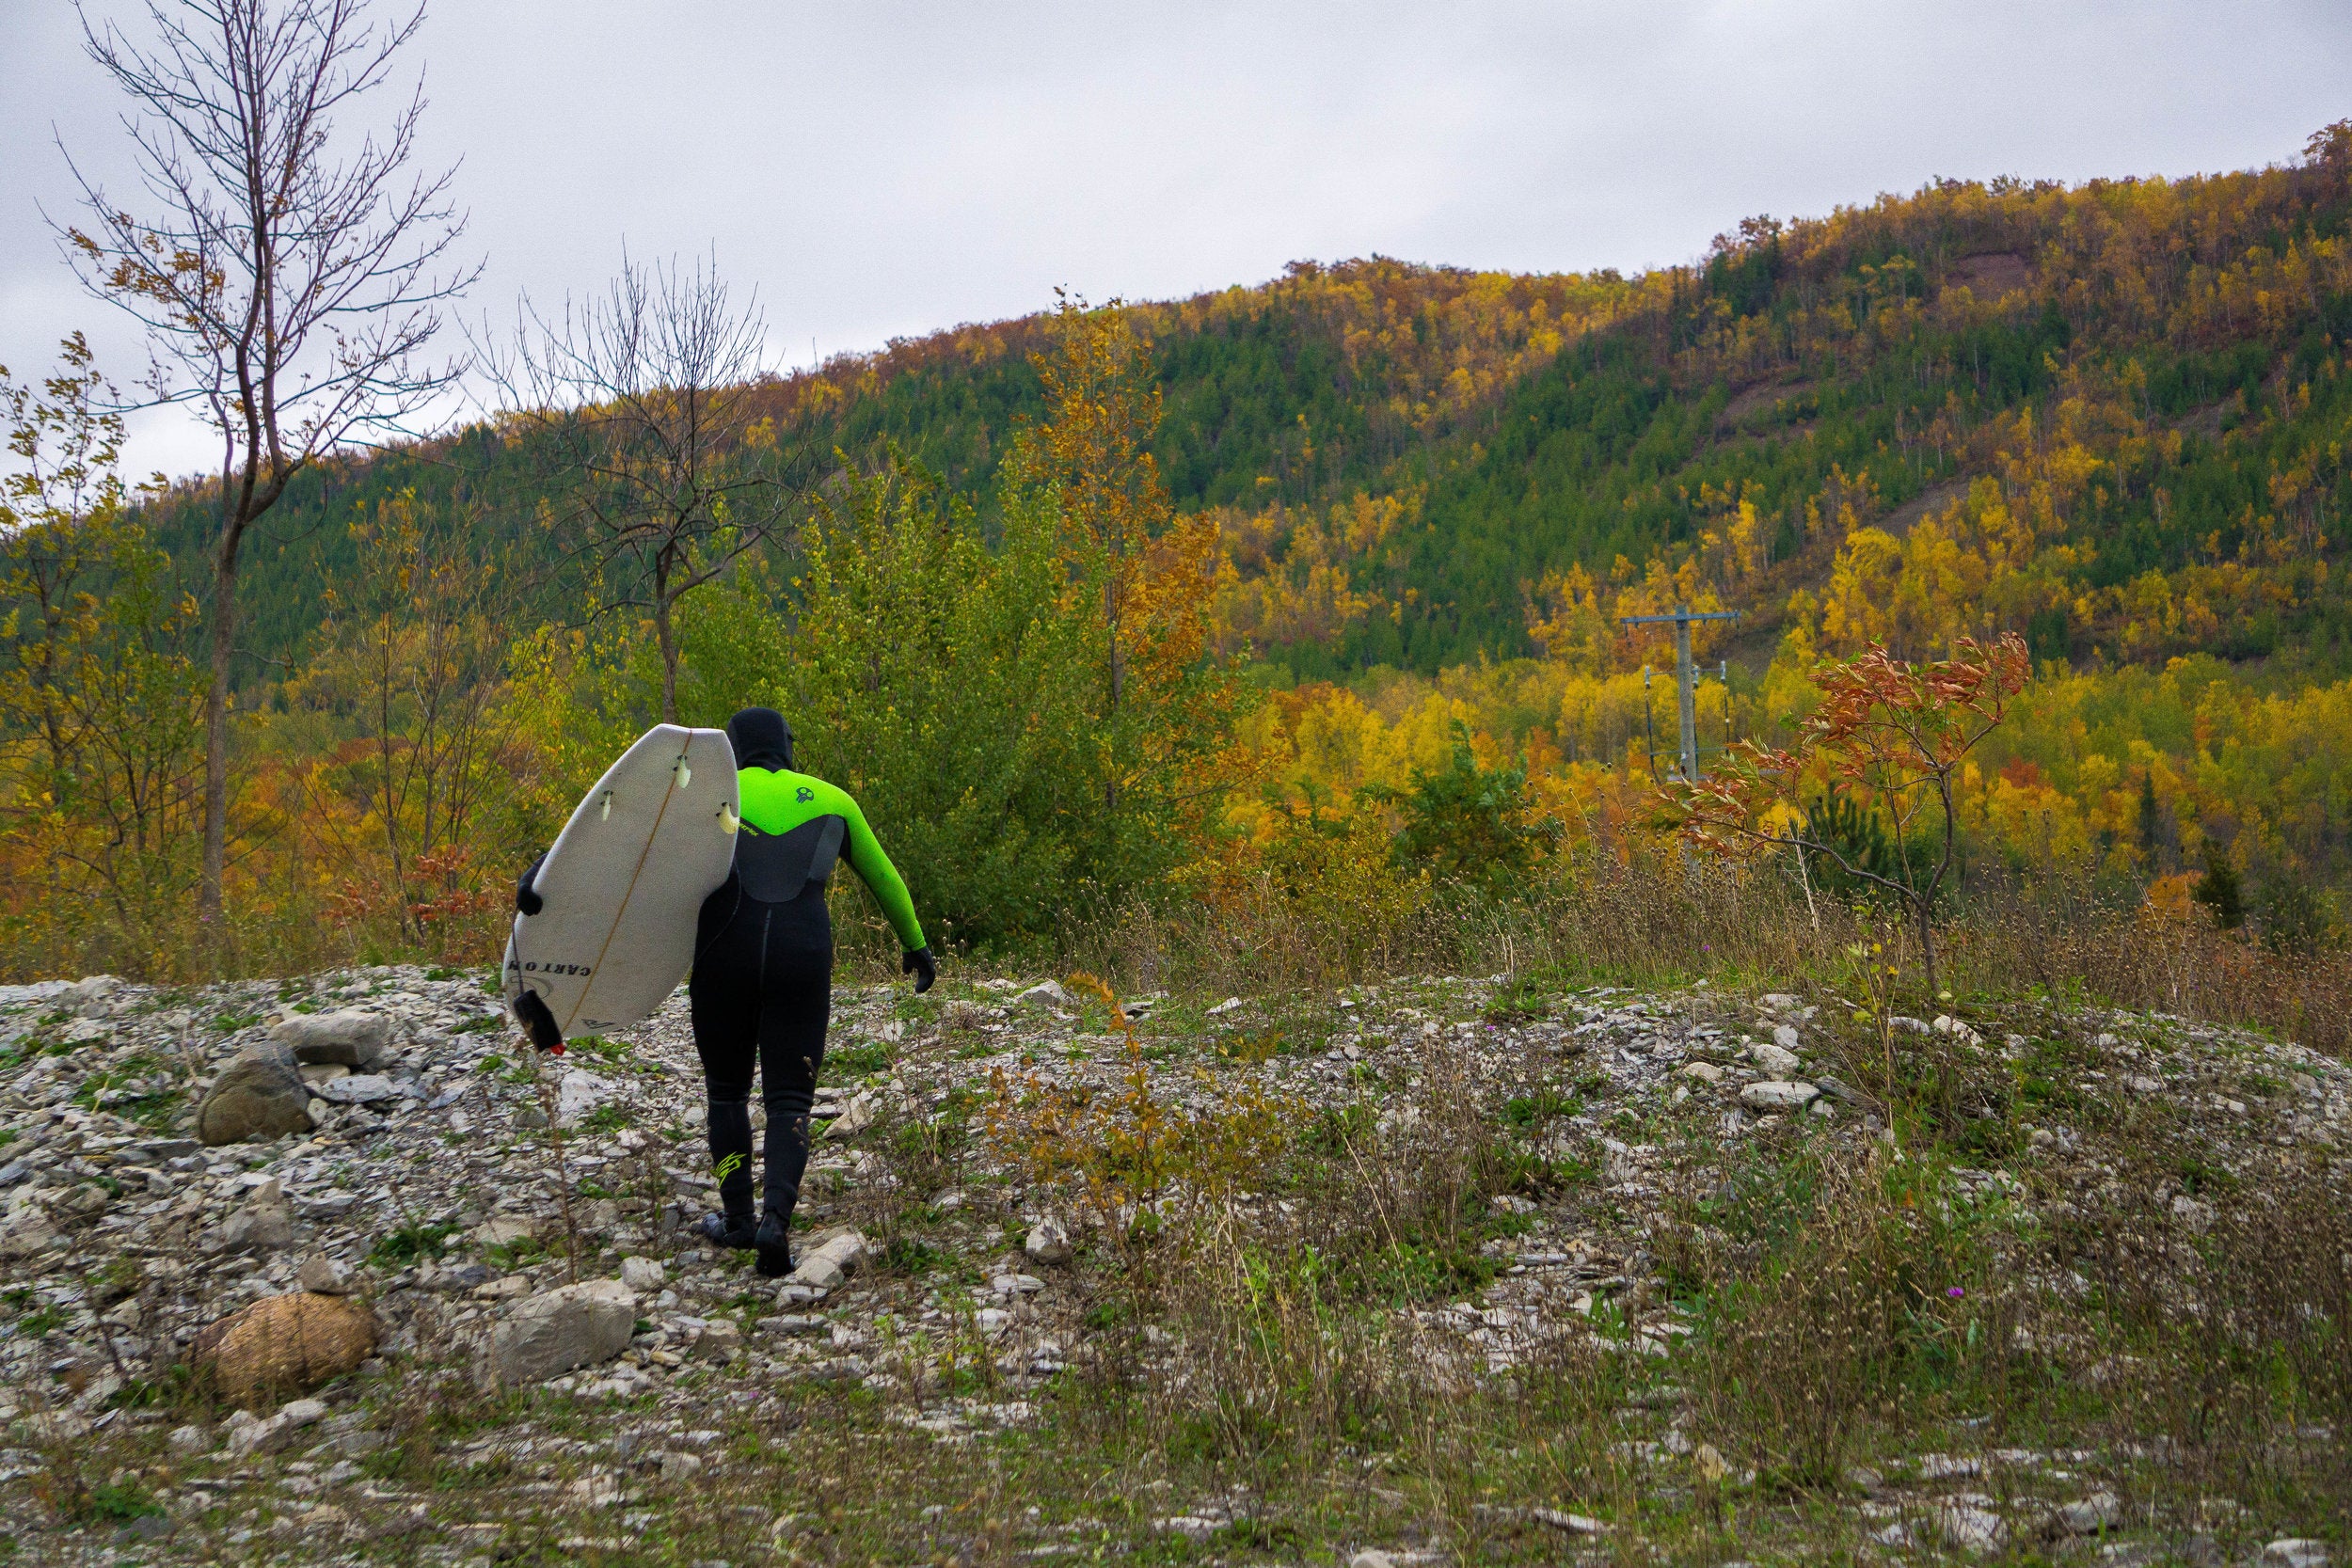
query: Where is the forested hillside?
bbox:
[153,124,2352,681]
[14,121,2352,982]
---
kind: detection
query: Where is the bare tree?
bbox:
[56,0,475,925]
[482,249,800,721]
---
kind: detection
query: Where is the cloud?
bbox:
[4,0,2347,480]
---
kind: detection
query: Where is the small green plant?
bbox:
[882,1235,947,1274]
[828,1040,893,1077]
[1503,1087,1581,1127]
[369,1220,459,1267]
[80,1481,162,1524]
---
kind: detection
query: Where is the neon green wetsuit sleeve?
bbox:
[736,766,927,950]
[835,791,926,952]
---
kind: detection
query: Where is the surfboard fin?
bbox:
[719,803,739,834]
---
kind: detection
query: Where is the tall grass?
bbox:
[1057,850,2352,1055]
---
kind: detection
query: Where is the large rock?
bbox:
[818,1094,875,1142]
[269,1009,390,1069]
[1025,1217,1073,1265]
[784,1228,868,1291]
[195,1291,381,1409]
[487,1279,637,1386]
[217,1196,297,1254]
[197,1043,312,1147]
[223,1396,328,1459]
[1739,1080,1820,1111]
[0,1200,59,1260]
[555,1069,609,1127]
[313,1073,396,1105]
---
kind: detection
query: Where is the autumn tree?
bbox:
[0,338,207,942]
[485,248,801,721]
[1006,294,1227,829]
[58,0,473,925]
[298,489,532,947]
[1658,634,2030,995]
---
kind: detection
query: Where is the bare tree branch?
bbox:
[475,246,804,721]
[52,0,478,925]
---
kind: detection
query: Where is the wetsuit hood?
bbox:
[726,707,794,771]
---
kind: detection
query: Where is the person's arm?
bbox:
[836,794,927,953]
[516,849,548,915]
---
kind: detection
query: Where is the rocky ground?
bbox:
[0,963,2345,1565]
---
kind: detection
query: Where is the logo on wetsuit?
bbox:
[795,786,814,803]
[714,1151,744,1183]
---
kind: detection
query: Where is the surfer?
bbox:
[514,705,934,1277]
[686,707,933,1275]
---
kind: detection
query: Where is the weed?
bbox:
[79,1481,161,1524]
[829,1040,894,1077]
[1503,1086,1581,1127]
[369,1220,459,1267]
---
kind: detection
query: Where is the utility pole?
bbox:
[1620,606,1741,779]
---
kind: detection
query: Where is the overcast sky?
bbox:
[4,0,2347,483]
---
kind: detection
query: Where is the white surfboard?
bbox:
[503,724,739,1037]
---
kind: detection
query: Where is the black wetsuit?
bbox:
[690,708,930,1268]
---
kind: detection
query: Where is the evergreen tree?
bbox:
[2194,844,2246,931]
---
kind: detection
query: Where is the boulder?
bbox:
[619,1256,665,1293]
[197,1043,313,1147]
[269,1009,390,1069]
[195,1291,381,1409]
[818,1094,875,1142]
[487,1279,637,1385]
[297,1255,351,1295]
[314,1073,397,1105]
[0,1201,59,1260]
[1025,1216,1073,1265]
[472,1215,537,1247]
[2265,1543,2331,1568]
[1738,1080,1820,1111]
[1750,1040,1802,1076]
[555,1069,609,1127]
[2051,1492,2121,1535]
[217,1197,297,1254]
[784,1229,867,1291]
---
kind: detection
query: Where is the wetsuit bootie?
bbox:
[754,1208,795,1278]
[698,1211,756,1250]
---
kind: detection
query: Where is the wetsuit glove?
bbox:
[902,946,937,994]
[515,850,548,916]
[514,989,564,1054]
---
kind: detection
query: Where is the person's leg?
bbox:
[689,916,762,1246]
[752,953,831,1275]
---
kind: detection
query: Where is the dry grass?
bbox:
[1057,848,2352,1059]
